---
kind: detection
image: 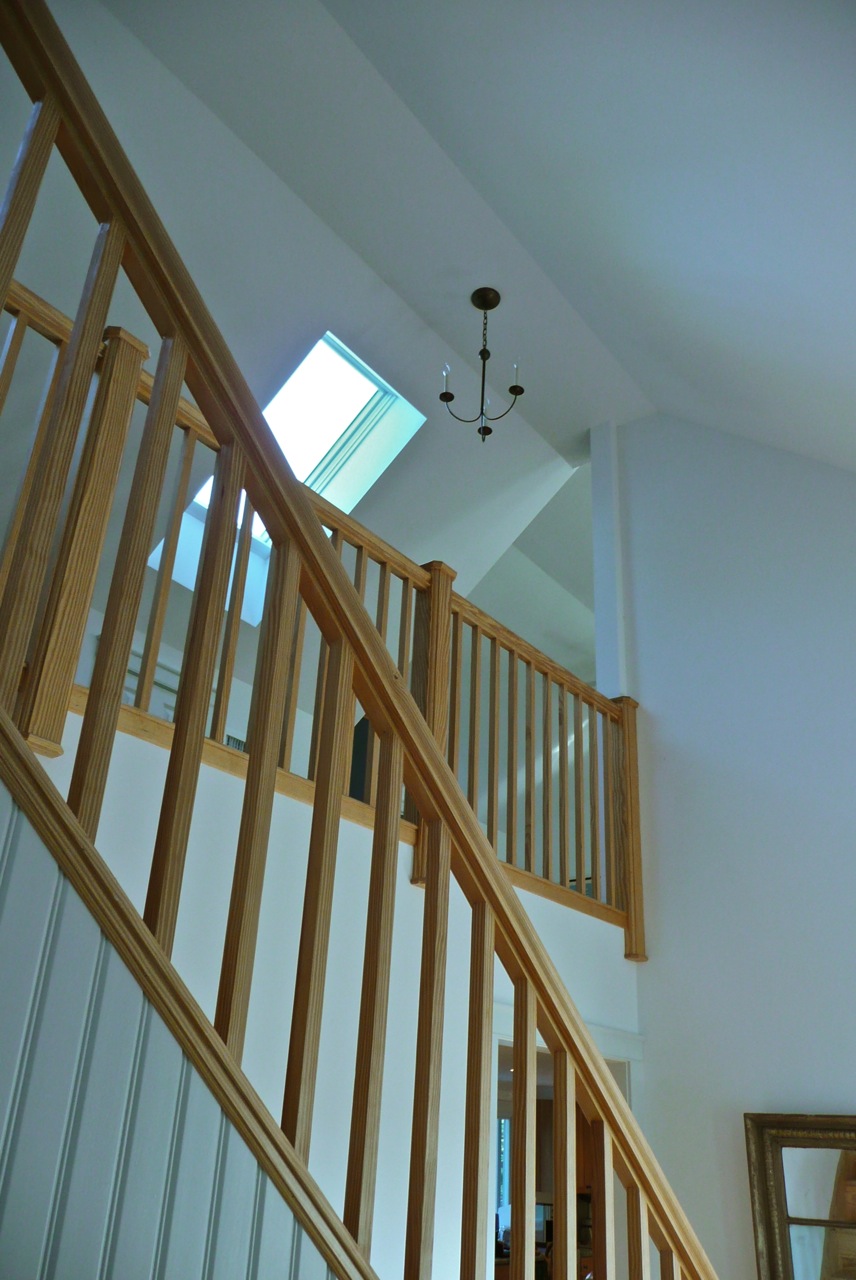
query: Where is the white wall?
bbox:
[610,412,856,1278]
[0,778,325,1280]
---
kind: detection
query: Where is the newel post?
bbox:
[410,561,456,885]
[612,696,646,960]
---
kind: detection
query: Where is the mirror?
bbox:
[746,1116,856,1280]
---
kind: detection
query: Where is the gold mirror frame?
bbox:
[745,1113,856,1280]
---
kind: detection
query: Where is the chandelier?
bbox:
[440,287,524,441]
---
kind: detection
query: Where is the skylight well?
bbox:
[149,332,424,624]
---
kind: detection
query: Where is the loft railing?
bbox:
[0,273,643,956]
[0,4,714,1280]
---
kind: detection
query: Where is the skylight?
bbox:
[148,332,424,625]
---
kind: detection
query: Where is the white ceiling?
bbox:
[45,0,856,683]
[99,0,856,475]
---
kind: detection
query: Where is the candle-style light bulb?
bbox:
[443,363,450,392]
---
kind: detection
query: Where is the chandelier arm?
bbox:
[485,394,519,423]
[443,402,484,425]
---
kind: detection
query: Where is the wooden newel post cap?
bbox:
[421,560,457,583]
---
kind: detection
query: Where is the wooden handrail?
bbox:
[0,4,709,1278]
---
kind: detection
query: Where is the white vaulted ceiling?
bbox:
[49,0,856,676]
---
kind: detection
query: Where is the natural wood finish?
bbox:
[307,489,430,592]
[614,698,646,961]
[21,326,148,750]
[542,675,553,882]
[0,706,380,1280]
[501,861,627,928]
[66,684,418,845]
[604,715,617,906]
[0,311,26,414]
[660,1249,676,1280]
[5,278,73,343]
[448,608,464,779]
[361,560,391,806]
[279,599,307,774]
[135,426,196,712]
[344,732,404,1256]
[558,687,570,891]
[308,529,342,782]
[410,562,455,883]
[397,573,414,679]
[67,337,188,838]
[506,651,518,868]
[627,1184,652,1280]
[573,695,585,896]
[460,901,494,1280]
[214,538,301,1061]
[144,444,243,954]
[467,624,482,812]
[591,1118,616,1280]
[211,495,254,743]
[282,638,355,1160]
[0,218,124,714]
[552,1051,576,1280]
[511,975,537,1280]
[0,337,64,603]
[589,709,601,902]
[524,661,536,875]
[452,592,621,718]
[486,637,500,851]
[0,93,60,306]
[404,818,451,1280]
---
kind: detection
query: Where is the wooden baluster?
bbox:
[360,560,391,805]
[524,662,536,874]
[67,336,187,838]
[448,609,463,780]
[143,443,243,955]
[558,687,570,890]
[135,425,196,713]
[344,732,404,1256]
[460,901,494,1280]
[506,652,518,868]
[486,638,501,851]
[340,544,367,795]
[210,495,254,744]
[573,696,585,895]
[282,636,355,1160]
[0,94,60,306]
[214,537,301,1060]
[589,705,601,901]
[20,326,149,753]
[0,338,64,602]
[0,313,26,414]
[397,574,414,681]
[603,712,616,905]
[308,529,342,781]
[404,818,451,1280]
[626,1184,652,1280]
[467,625,482,812]
[591,1119,617,1280]
[511,975,536,1280]
[0,219,125,714]
[613,697,646,961]
[279,598,307,774]
[542,674,553,881]
[410,561,455,882]
[659,1248,676,1280]
[552,1050,576,1280]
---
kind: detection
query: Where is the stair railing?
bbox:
[0,3,712,1280]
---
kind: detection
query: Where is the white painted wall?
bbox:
[609,412,856,1278]
[0,778,326,1280]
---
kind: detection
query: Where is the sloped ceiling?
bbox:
[100,0,856,475]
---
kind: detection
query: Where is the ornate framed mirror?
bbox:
[745,1113,856,1280]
